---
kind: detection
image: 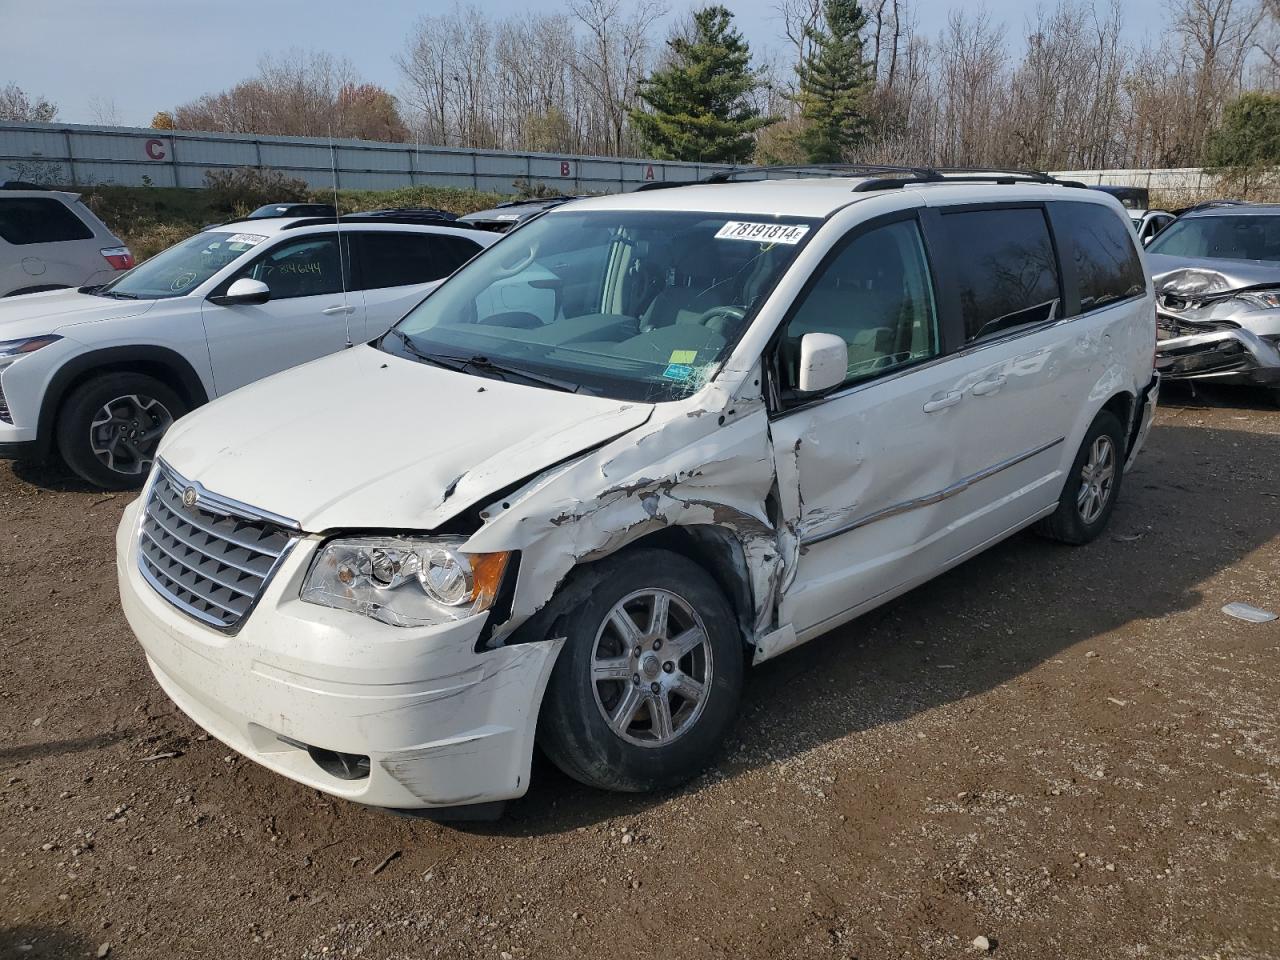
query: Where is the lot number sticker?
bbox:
[715,221,810,244]
[226,233,268,246]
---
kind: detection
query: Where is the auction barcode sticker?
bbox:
[226,233,268,246]
[714,221,811,245]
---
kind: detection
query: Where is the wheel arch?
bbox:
[38,345,210,457]
[500,523,760,655]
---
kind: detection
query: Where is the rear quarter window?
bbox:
[1051,202,1146,311]
[0,197,95,245]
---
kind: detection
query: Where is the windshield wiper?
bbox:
[97,289,140,300]
[385,331,580,393]
[449,353,581,393]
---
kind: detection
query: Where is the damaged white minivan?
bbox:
[116,169,1159,815]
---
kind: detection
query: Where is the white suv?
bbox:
[0,186,133,297]
[0,214,495,487]
[115,170,1159,817]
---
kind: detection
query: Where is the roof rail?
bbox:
[0,180,54,191]
[633,164,1084,193]
[704,163,938,185]
[1179,199,1249,215]
[279,208,460,230]
[853,167,1085,192]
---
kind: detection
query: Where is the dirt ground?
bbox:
[1,384,1278,960]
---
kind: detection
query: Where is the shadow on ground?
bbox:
[0,925,98,959]
[472,419,1279,833]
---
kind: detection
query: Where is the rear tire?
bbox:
[56,372,185,490]
[1036,409,1126,545]
[538,548,744,793]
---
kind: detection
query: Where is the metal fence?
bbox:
[0,120,741,194]
[0,121,1253,199]
[1049,167,1262,195]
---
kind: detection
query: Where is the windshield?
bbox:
[383,209,819,401]
[98,230,268,299]
[1147,215,1280,263]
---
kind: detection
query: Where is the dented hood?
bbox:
[1148,254,1280,290]
[158,345,653,531]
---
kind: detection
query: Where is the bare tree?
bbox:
[0,84,57,123]
[172,49,407,141]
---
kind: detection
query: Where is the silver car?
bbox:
[1149,203,1280,402]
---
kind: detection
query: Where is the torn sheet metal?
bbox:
[466,374,794,649]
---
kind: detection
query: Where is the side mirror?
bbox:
[797,332,848,393]
[209,277,270,306]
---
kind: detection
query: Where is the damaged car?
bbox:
[115,169,1159,816]
[1148,203,1280,401]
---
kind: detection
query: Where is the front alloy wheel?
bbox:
[590,588,713,747]
[539,548,744,793]
[56,372,187,490]
[89,393,174,476]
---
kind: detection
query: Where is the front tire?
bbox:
[538,548,744,793]
[1036,409,1126,545]
[56,373,185,489]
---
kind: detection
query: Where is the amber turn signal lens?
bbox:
[468,552,511,609]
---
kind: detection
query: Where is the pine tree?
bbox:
[630,6,773,163]
[793,0,873,164]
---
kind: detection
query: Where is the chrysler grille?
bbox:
[137,462,295,630]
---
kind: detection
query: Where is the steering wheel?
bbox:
[697,305,747,332]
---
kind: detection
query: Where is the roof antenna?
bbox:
[329,129,352,349]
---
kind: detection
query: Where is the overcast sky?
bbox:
[3,0,1168,126]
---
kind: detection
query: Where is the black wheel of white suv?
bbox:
[56,372,186,490]
[538,548,744,793]
[1036,409,1126,545]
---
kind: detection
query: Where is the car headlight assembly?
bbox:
[0,334,61,369]
[1235,291,1280,311]
[301,536,510,627]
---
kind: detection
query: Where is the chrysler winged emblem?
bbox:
[182,486,199,509]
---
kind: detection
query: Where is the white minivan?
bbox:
[115,170,1159,816]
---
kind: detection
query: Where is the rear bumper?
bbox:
[1125,373,1159,472]
[115,497,562,809]
[1155,325,1280,386]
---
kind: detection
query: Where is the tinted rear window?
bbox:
[1052,202,1146,311]
[357,232,456,289]
[0,197,95,245]
[940,208,1062,343]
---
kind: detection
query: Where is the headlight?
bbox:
[300,536,510,627]
[0,335,61,368]
[1235,291,1280,311]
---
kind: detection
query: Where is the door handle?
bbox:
[972,375,1008,396]
[322,304,356,316]
[923,390,963,413]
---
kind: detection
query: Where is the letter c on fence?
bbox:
[560,161,571,177]
[145,139,166,161]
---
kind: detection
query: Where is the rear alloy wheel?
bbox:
[1036,409,1126,545]
[57,373,186,489]
[539,549,743,793]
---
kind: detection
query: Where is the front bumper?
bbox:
[1155,322,1280,386]
[115,497,562,809]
